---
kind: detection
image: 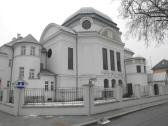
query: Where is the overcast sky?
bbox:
[0,0,168,69]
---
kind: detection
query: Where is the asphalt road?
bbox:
[96,102,168,126]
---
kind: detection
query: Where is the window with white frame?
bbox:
[29,69,35,79]
[19,67,24,79]
[30,46,35,56]
[21,46,26,55]
[9,59,12,67]
[45,81,48,91]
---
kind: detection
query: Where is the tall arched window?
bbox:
[104,79,109,88]
[111,79,116,88]
[118,80,123,86]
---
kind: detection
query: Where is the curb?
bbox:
[75,100,168,126]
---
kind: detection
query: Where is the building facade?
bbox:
[148,59,168,86]
[0,7,148,90]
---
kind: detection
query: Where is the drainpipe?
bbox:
[124,60,127,85]
[75,32,79,97]
[7,45,14,88]
[71,30,79,97]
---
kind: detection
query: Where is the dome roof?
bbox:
[62,7,113,25]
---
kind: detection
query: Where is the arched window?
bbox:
[111,79,116,88]
[104,79,109,88]
[118,80,123,86]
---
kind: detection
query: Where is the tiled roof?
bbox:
[6,34,38,46]
[17,34,38,43]
[40,70,55,76]
[63,7,113,25]
[152,59,168,70]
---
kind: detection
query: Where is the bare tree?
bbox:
[119,0,168,45]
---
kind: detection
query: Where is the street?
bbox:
[95,102,168,126]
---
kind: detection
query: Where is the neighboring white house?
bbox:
[148,59,168,86]
[0,7,148,90]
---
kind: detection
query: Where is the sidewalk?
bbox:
[44,99,168,126]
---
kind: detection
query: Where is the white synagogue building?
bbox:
[0,7,148,90]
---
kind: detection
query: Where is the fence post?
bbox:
[149,84,154,96]
[2,88,8,104]
[134,84,141,98]
[114,85,123,102]
[159,85,163,95]
[83,84,94,116]
[14,88,25,115]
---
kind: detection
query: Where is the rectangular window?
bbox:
[102,48,108,70]
[136,65,141,73]
[144,66,146,73]
[7,81,10,87]
[9,59,12,67]
[29,69,35,79]
[110,50,115,71]
[21,46,26,55]
[40,63,44,70]
[39,48,41,56]
[116,52,121,72]
[19,67,24,79]
[51,81,54,91]
[45,81,48,91]
[68,47,73,70]
[30,46,35,56]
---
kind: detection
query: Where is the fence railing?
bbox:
[164,85,168,95]
[94,87,115,104]
[140,85,149,97]
[24,87,84,105]
[7,89,14,104]
[122,86,136,98]
[0,89,3,102]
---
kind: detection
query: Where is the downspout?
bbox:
[9,46,14,88]
[75,32,79,96]
[124,60,127,86]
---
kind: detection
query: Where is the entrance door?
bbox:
[154,84,159,95]
[127,83,133,97]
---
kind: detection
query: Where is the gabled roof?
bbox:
[152,59,168,70]
[17,34,38,43]
[6,34,38,46]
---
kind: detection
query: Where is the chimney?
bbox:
[17,33,21,38]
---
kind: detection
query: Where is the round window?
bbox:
[47,49,52,58]
[82,20,91,30]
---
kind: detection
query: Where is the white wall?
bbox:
[0,54,8,87]
[125,60,148,85]
[12,43,41,83]
[27,75,55,89]
[44,33,76,75]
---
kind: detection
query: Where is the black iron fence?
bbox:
[0,89,3,102]
[7,89,14,104]
[94,87,115,101]
[140,85,149,97]
[24,87,84,104]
